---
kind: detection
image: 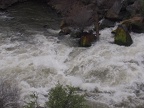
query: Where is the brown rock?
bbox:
[120,16,144,33]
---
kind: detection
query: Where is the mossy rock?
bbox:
[114,25,133,46]
[79,32,97,47]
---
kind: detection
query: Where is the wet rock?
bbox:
[114,25,133,46]
[43,25,48,28]
[111,29,117,34]
[79,32,97,47]
[127,0,135,5]
[100,18,116,29]
[0,0,17,9]
[126,0,143,16]
[98,0,117,10]
[120,16,144,33]
[70,29,83,38]
[106,0,124,20]
[59,20,71,36]
[93,0,117,19]
[0,0,27,9]
[19,0,27,2]
[118,10,131,20]
[58,27,71,36]
[36,106,45,108]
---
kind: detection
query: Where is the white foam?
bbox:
[1,28,144,107]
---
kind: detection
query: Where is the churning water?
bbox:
[1,1,144,108]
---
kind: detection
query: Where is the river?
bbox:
[0,1,144,108]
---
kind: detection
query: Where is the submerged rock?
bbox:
[79,32,97,47]
[114,25,133,46]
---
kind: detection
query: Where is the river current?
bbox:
[0,1,144,108]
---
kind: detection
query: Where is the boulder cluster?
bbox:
[0,0,144,47]
[57,0,144,47]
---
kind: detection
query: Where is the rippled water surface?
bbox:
[1,1,144,108]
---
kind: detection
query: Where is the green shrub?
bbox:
[23,92,39,108]
[46,84,88,108]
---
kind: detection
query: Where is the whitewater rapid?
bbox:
[1,26,144,107]
[1,2,144,107]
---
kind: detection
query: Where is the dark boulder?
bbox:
[0,0,27,9]
[0,0,18,9]
[100,18,116,29]
[70,29,83,38]
[60,20,68,30]
[106,0,124,20]
[126,0,143,16]
[98,0,117,10]
[114,25,133,46]
[127,0,135,5]
[120,16,144,33]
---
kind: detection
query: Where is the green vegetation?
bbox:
[46,84,88,108]
[23,92,39,108]
[23,84,88,108]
